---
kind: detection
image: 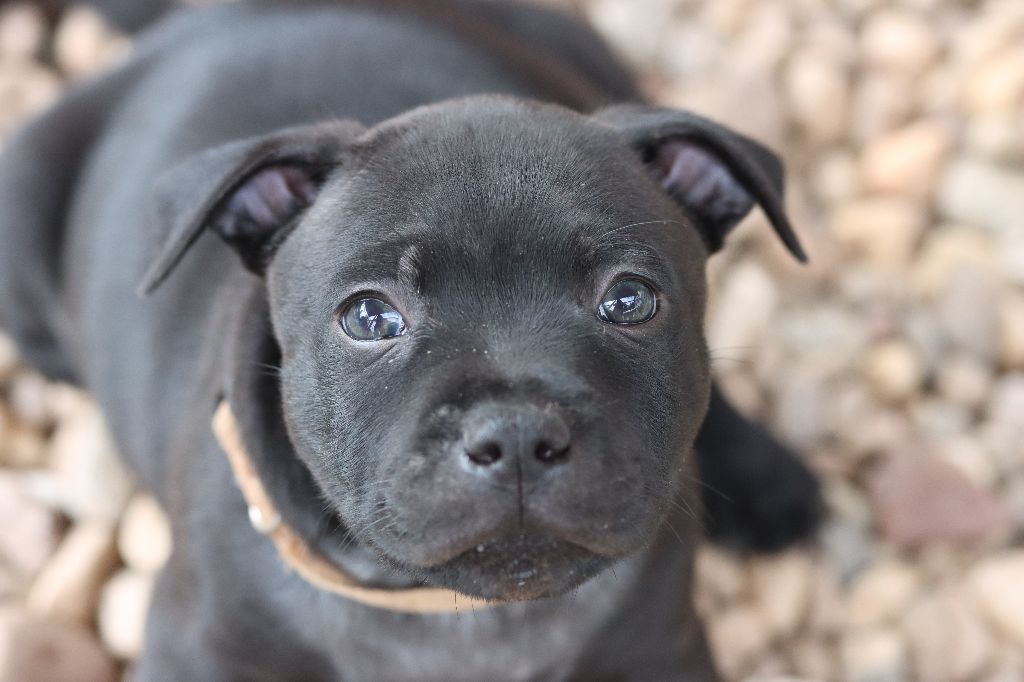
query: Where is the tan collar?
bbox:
[212,401,496,614]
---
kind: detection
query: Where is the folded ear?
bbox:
[137,120,366,295]
[595,105,807,262]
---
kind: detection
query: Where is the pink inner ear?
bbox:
[655,140,753,228]
[218,165,319,239]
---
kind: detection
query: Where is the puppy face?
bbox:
[268,101,709,599]
[143,97,801,600]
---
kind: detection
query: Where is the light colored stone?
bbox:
[7,372,54,430]
[940,158,1024,235]
[731,2,794,73]
[861,8,941,75]
[1000,293,1024,369]
[820,519,873,584]
[98,570,153,660]
[840,627,908,682]
[852,72,915,142]
[966,113,1024,163]
[0,61,62,139]
[787,637,836,682]
[773,369,826,448]
[707,261,779,364]
[0,471,58,583]
[968,552,1024,647]
[936,435,998,489]
[0,607,117,682]
[811,150,860,204]
[583,0,676,69]
[53,6,131,80]
[39,398,133,523]
[859,120,953,198]
[911,225,998,299]
[936,353,993,410]
[910,399,973,440]
[939,265,1001,363]
[26,521,119,626]
[862,339,924,403]
[0,3,46,61]
[118,494,172,574]
[750,551,815,639]
[784,48,850,144]
[869,449,1012,548]
[695,545,749,611]
[846,560,921,628]
[830,198,927,267]
[963,46,1024,116]
[0,333,18,380]
[0,423,47,469]
[706,604,771,681]
[903,590,995,682]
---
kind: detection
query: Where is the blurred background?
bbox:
[0,0,1022,680]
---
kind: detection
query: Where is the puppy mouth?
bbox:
[411,533,613,601]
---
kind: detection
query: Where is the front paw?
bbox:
[699,432,823,553]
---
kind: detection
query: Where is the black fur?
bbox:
[0,2,821,679]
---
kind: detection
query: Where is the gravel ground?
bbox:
[1,1,1022,680]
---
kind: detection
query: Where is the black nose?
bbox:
[463,404,571,468]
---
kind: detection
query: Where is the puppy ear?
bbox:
[595,105,807,262]
[137,120,365,296]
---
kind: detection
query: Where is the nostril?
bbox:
[534,440,570,464]
[467,441,503,466]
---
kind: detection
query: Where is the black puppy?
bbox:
[0,1,820,679]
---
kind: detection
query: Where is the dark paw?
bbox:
[698,431,823,554]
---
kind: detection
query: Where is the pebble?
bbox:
[862,339,925,403]
[0,607,117,682]
[937,352,994,410]
[811,150,860,204]
[861,8,941,75]
[939,265,1001,363]
[750,552,815,639]
[52,7,131,80]
[966,113,1024,163]
[830,198,927,267]
[859,119,952,198]
[845,560,921,628]
[998,293,1024,368]
[583,0,675,69]
[707,261,779,364]
[911,225,998,299]
[0,333,17,380]
[117,495,172,574]
[903,590,995,682]
[26,522,119,626]
[962,46,1024,116]
[936,436,998,489]
[706,604,771,681]
[0,472,58,583]
[968,552,1024,647]
[869,448,1012,548]
[784,48,849,144]
[939,158,1024,236]
[839,627,908,682]
[852,72,915,142]
[98,570,153,660]
[0,4,45,61]
[695,545,749,609]
[39,399,133,523]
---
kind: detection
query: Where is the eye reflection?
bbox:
[340,298,407,341]
[598,279,657,325]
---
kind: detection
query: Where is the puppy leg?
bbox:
[695,382,822,552]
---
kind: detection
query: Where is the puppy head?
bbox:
[142,97,803,600]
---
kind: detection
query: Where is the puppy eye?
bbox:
[598,279,657,325]
[340,298,407,341]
